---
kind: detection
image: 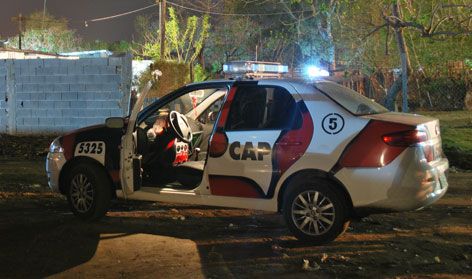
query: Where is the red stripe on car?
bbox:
[61,134,76,160]
[215,86,237,129]
[209,175,263,198]
[275,110,314,174]
[339,120,415,168]
[209,86,237,157]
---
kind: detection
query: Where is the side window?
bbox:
[226,85,296,131]
[140,88,225,127]
[198,96,224,125]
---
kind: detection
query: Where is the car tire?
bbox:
[283,177,350,244]
[65,164,111,221]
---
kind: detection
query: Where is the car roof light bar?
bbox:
[223,61,289,79]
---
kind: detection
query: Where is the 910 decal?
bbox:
[74,141,106,165]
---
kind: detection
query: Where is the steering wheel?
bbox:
[168,110,193,143]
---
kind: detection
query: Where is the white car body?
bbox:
[46,78,449,243]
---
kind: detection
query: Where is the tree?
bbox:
[279,0,341,67]
[82,40,133,52]
[134,7,210,64]
[205,15,261,67]
[331,0,471,112]
[381,0,472,112]
[9,11,80,53]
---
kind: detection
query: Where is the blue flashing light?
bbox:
[306,65,329,78]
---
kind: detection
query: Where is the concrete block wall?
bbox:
[0,55,132,134]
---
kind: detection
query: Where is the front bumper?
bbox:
[46,152,66,193]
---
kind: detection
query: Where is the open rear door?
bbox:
[120,81,153,197]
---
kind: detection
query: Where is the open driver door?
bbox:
[120,72,158,197]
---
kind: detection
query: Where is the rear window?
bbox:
[226,85,297,131]
[315,82,388,116]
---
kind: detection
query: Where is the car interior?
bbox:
[135,88,226,190]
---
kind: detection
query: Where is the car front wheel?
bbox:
[283,177,350,244]
[66,164,111,221]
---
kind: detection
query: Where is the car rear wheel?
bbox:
[66,164,111,221]
[283,177,350,244]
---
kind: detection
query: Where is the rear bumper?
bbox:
[415,158,449,209]
[361,158,449,213]
[46,152,66,193]
[336,147,450,214]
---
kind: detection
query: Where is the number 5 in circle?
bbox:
[322,113,345,135]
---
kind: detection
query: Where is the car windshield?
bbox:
[160,88,218,115]
[315,82,389,116]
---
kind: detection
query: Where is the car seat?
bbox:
[175,160,205,188]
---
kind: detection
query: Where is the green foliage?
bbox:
[337,0,472,71]
[82,40,132,52]
[193,64,208,82]
[142,42,161,60]
[210,61,223,75]
[167,7,210,63]
[420,111,472,169]
[135,7,210,64]
[205,15,259,65]
[10,28,79,53]
[9,11,80,53]
[464,59,472,69]
[222,0,355,67]
[23,11,69,30]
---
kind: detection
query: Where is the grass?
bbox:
[419,111,472,152]
[417,111,472,169]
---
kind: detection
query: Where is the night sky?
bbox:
[0,0,158,42]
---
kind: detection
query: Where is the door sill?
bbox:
[140,186,197,195]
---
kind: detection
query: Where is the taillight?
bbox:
[382,130,428,146]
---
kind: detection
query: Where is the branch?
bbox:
[427,4,441,32]
[279,0,298,21]
[363,23,387,39]
[422,30,472,37]
[430,16,454,35]
[441,4,472,9]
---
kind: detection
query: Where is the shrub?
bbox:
[138,60,191,98]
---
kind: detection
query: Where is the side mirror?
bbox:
[105,117,125,129]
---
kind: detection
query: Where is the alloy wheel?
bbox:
[70,173,94,213]
[291,190,336,236]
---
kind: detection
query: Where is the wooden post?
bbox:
[42,0,47,29]
[18,14,23,50]
[158,0,166,60]
[11,14,24,50]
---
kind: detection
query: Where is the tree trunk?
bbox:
[387,0,411,112]
[384,75,402,111]
[326,5,336,70]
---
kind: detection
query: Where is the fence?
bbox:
[0,55,132,134]
[325,62,471,111]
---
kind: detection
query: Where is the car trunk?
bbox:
[363,112,444,162]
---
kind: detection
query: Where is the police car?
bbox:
[46,63,449,244]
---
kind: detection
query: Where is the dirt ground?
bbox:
[0,156,471,278]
